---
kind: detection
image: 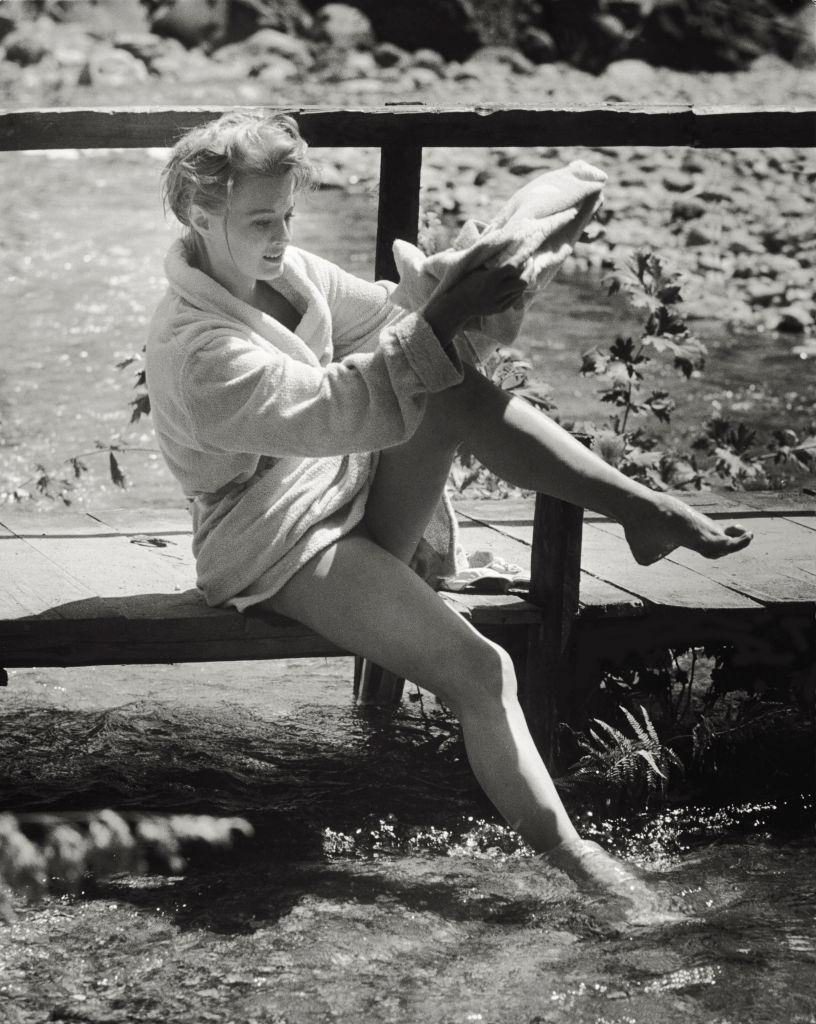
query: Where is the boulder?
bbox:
[312,3,374,50]
[213,26,312,66]
[372,40,407,67]
[2,18,55,66]
[340,0,510,61]
[776,306,813,333]
[148,0,231,49]
[113,31,187,70]
[46,0,150,38]
[671,197,705,221]
[410,48,446,74]
[466,45,534,74]
[518,27,557,64]
[253,55,301,84]
[78,44,150,86]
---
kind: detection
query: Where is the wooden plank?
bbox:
[577,571,646,617]
[10,533,194,601]
[456,519,532,577]
[87,507,192,535]
[0,510,118,537]
[2,105,815,152]
[655,516,816,606]
[0,536,94,619]
[375,144,422,282]
[581,521,764,610]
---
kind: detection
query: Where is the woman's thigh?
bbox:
[262,527,501,708]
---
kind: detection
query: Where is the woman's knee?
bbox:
[435,632,518,715]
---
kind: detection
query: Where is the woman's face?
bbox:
[209,171,297,283]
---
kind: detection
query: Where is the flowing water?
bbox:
[1,150,814,1023]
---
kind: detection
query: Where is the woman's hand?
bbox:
[421,263,527,350]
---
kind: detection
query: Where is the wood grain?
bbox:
[2,105,814,151]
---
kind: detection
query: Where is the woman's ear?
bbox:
[189,204,214,236]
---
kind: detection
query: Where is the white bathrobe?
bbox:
[146,161,605,610]
[146,241,464,610]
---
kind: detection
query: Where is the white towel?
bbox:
[392,160,607,363]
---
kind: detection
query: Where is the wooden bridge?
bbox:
[1,103,815,761]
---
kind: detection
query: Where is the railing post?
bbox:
[356,142,423,708]
[375,143,423,281]
[522,492,584,766]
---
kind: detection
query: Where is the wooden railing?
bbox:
[2,103,814,282]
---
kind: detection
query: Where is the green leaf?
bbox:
[109,452,126,489]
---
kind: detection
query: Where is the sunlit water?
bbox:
[0,666,813,1023]
[1,151,814,1023]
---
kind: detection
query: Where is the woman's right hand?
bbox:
[421,263,527,350]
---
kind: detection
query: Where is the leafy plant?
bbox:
[563,704,683,803]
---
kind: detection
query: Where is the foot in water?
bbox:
[623,493,753,566]
[544,838,688,925]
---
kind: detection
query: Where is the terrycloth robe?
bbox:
[146,241,465,610]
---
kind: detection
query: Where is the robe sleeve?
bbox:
[179,312,462,458]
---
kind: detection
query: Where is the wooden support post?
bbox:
[374,143,422,281]
[522,492,584,767]
[357,143,423,708]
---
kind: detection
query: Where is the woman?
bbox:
[146,110,751,890]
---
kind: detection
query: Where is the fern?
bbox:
[566,704,683,803]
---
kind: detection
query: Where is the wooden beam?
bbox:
[375,143,422,282]
[522,492,584,765]
[2,105,815,152]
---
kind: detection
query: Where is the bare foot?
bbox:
[544,838,689,924]
[623,493,753,566]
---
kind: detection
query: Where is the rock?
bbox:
[745,278,787,306]
[671,198,705,221]
[78,44,149,86]
[313,3,374,50]
[213,26,312,68]
[728,230,765,255]
[372,41,407,68]
[350,0,510,62]
[149,45,214,81]
[409,66,442,89]
[115,31,175,65]
[603,58,656,89]
[410,48,446,74]
[253,56,300,85]
[149,0,231,50]
[466,45,535,75]
[47,0,150,38]
[776,306,813,333]
[662,171,694,193]
[686,224,716,247]
[2,18,55,65]
[518,27,557,64]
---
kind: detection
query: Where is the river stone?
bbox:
[254,55,301,84]
[728,230,765,255]
[2,18,55,65]
[78,44,150,86]
[148,0,230,49]
[467,45,535,75]
[217,27,312,66]
[372,41,407,68]
[312,4,374,50]
[745,279,787,306]
[662,171,694,193]
[776,306,813,332]
[518,27,557,64]
[672,198,705,222]
[410,48,446,74]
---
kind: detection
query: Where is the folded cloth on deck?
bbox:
[391,160,607,363]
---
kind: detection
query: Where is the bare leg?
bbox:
[368,365,751,566]
[263,529,580,852]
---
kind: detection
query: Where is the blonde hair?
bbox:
[161,111,317,256]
